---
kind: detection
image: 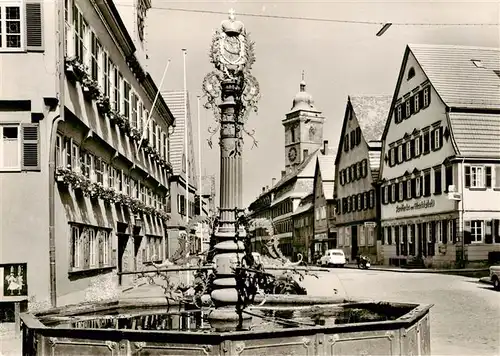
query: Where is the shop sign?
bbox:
[314,233,328,240]
[395,199,435,214]
[364,222,376,228]
[0,263,28,298]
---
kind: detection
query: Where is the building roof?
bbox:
[316,154,336,200]
[350,95,393,142]
[449,112,500,157]
[409,44,500,109]
[272,148,321,192]
[161,91,197,181]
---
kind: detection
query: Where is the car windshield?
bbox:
[331,252,344,256]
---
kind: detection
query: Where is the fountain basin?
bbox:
[20,297,432,355]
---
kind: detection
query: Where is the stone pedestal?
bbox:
[208,80,251,331]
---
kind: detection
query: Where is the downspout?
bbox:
[49,0,66,308]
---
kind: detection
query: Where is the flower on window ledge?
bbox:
[82,77,102,101]
[96,95,111,115]
[64,56,88,82]
[129,127,143,142]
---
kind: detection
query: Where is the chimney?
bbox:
[303,149,309,159]
[272,178,276,186]
[262,187,265,193]
[323,140,329,154]
[281,170,286,178]
[266,185,269,191]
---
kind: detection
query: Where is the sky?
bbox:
[118,0,499,207]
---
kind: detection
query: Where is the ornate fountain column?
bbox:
[202,10,260,331]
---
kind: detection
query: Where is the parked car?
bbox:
[490,265,500,291]
[319,249,346,268]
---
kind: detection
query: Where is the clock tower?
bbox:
[283,75,325,173]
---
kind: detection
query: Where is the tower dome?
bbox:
[290,76,318,112]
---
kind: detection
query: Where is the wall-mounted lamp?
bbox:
[168,125,175,135]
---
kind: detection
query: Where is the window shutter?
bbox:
[423,132,430,153]
[465,166,471,188]
[402,144,407,161]
[401,103,406,120]
[395,228,400,256]
[388,184,393,202]
[443,221,448,244]
[494,220,500,244]
[356,127,362,145]
[26,1,44,51]
[83,229,90,269]
[430,130,436,151]
[485,220,493,244]
[410,96,415,115]
[411,178,416,198]
[419,90,425,109]
[485,166,492,188]
[21,124,40,171]
[410,139,415,158]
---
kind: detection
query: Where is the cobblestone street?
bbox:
[299,268,500,355]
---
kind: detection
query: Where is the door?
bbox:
[417,224,423,257]
[351,226,358,261]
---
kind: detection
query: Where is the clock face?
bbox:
[288,147,297,162]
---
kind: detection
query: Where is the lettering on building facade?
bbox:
[395,199,435,213]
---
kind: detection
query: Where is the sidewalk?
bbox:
[344,263,489,277]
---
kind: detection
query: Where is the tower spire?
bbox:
[300,71,306,92]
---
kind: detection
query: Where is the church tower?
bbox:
[282,74,325,173]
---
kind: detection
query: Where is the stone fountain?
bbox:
[20,10,432,356]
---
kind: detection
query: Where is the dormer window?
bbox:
[471,59,484,68]
[407,67,415,80]
[137,0,147,42]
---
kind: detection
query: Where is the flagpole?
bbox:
[137,59,171,150]
[183,49,189,226]
[182,48,190,287]
[197,95,203,253]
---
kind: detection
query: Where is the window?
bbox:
[434,167,442,195]
[406,180,412,200]
[95,157,103,184]
[0,4,22,50]
[407,67,415,80]
[70,225,113,271]
[55,134,64,167]
[90,32,101,82]
[102,52,109,96]
[470,220,483,243]
[123,81,131,119]
[405,142,412,161]
[108,166,115,189]
[431,128,442,151]
[435,221,442,244]
[413,94,419,112]
[80,150,92,178]
[359,226,366,246]
[423,87,430,107]
[1,125,20,170]
[396,105,402,124]
[398,182,404,201]
[73,7,88,64]
[415,176,422,198]
[131,93,138,128]
[397,145,403,163]
[112,68,120,112]
[405,100,411,118]
[383,186,389,204]
[466,166,484,188]
[414,136,421,157]
[391,184,396,203]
